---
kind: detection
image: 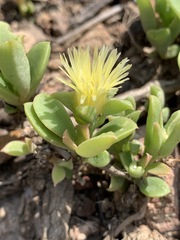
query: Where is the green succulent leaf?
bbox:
[0,39,31,102]
[128,161,145,179]
[107,175,126,192]
[76,132,118,158]
[158,119,180,157]
[169,17,180,42]
[145,122,166,157]
[146,162,173,176]
[0,73,20,106]
[145,95,162,147]
[75,125,90,143]
[165,44,180,59]
[4,104,18,114]
[0,21,21,43]
[125,96,136,109]
[102,99,134,116]
[51,91,76,113]
[62,130,77,151]
[27,41,51,99]
[52,165,66,186]
[33,93,77,142]
[1,140,32,156]
[138,176,170,197]
[139,153,152,169]
[119,151,133,171]
[162,107,170,123]
[177,51,180,70]
[18,0,35,16]
[137,0,157,31]
[126,110,141,123]
[150,85,165,108]
[147,28,171,57]
[24,102,65,148]
[109,136,132,155]
[58,159,73,170]
[130,140,142,155]
[168,0,180,18]
[75,105,97,124]
[64,168,73,179]
[164,110,180,135]
[158,110,180,157]
[95,116,137,142]
[25,138,36,153]
[156,0,175,26]
[86,150,110,167]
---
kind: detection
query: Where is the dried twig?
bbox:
[102,165,131,180]
[117,79,180,101]
[55,4,123,45]
[70,0,114,26]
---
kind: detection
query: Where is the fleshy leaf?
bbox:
[145,95,162,147]
[158,119,180,157]
[24,102,65,148]
[137,0,157,31]
[139,153,152,169]
[18,0,35,16]
[145,122,166,157]
[102,99,134,117]
[130,140,142,155]
[51,91,76,112]
[27,42,51,99]
[64,168,73,179]
[33,93,77,142]
[62,130,77,151]
[165,44,180,59]
[164,110,180,135]
[169,17,180,42]
[150,85,165,108]
[162,107,170,123]
[4,104,18,114]
[138,176,170,197]
[76,132,118,158]
[0,39,31,102]
[95,116,137,142]
[1,140,31,156]
[107,175,126,192]
[0,21,20,43]
[156,0,175,26]
[58,159,73,170]
[146,162,173,176]
[86,150,110,167]
[147,28,171,57]
[119,152,133,171]
[75,105,97,124]
[109,136,132,155]
[75,125,90,143]
[0,73,20,106]
[128,162,145,179]
[52,165,66,186]
[177,51,180,69]
[125,96,136,109]
[168,0,180,18]
[25,138,36,153]
[126,110,141,123]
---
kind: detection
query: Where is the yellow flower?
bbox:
[58,46,131,114]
